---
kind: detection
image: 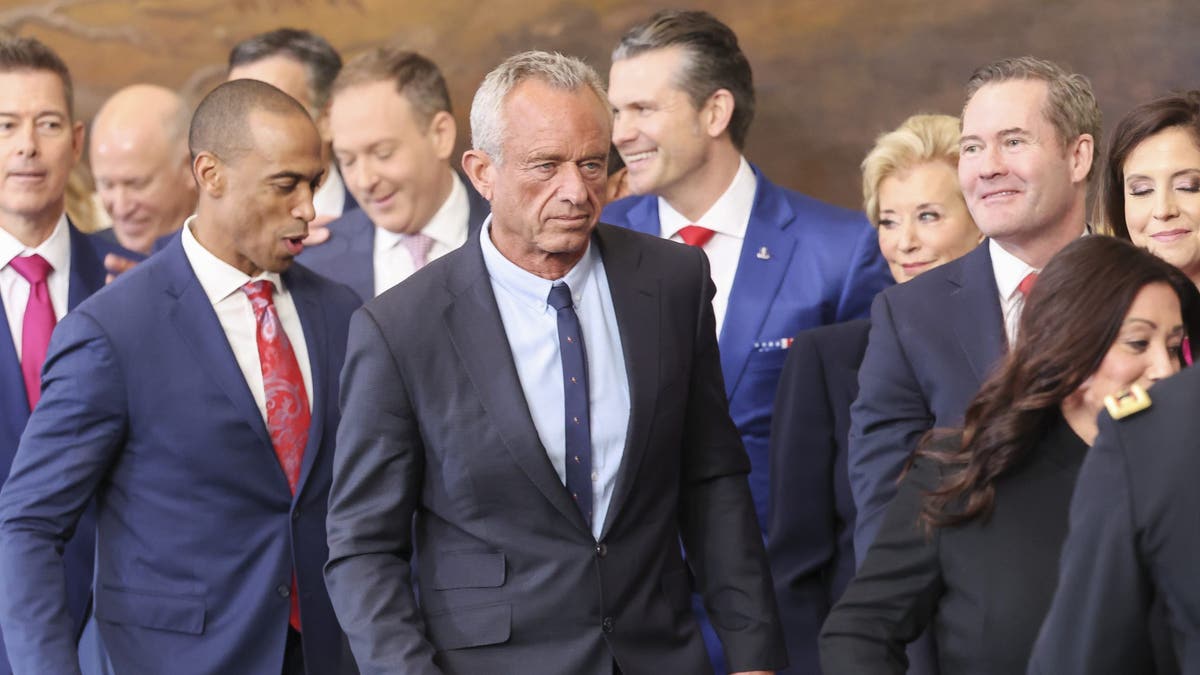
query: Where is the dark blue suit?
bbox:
[848,242,1004,561]
[0,222,105,675]
[299,180,489,301]
[605,165,891,672]
[767,319,868,675]
[0,237,361,674]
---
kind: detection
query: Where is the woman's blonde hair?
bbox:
[861,113,962,225]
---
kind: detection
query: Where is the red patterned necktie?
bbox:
[241,279,309,631]
[9,254,55,410]
[678,224,715,248]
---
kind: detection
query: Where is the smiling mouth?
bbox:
[1150,229,1193,242]
[982,189,1021,200]
[622,149,657,165]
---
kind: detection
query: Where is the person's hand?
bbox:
[303,214,335,246]
[103,253,140,284]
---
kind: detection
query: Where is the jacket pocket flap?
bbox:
[94,586,206,635]
[426,603,511,650]
[432,552,506,590]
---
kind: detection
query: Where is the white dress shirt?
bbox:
[990,239,1041,345]
[181,217,313,419]
[0,213,71,360]
[312,162,347,220]
[373,172,470,296]
[480,219,630,539]
[657,157,757,336]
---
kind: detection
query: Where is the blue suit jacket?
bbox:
[604,166,892,533]
[848,242,1005,560]
[767,319,868,675]
[0,238,361,674]
[299,179,489,302]
[0,222,105,675]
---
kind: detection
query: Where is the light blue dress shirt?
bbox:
[480,220,630,540]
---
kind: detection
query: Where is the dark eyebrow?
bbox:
[998,127,1031,137]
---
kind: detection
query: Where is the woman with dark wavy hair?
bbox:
[819,236,1200,675]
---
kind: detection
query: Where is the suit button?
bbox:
[595,543,607,558]
[276,584,291,598]
[602,617,614,633]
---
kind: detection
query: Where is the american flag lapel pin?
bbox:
[756,246,771,260]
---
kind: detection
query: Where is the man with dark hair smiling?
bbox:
[0,79,360,675]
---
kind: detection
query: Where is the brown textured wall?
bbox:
[4,0,1198,212]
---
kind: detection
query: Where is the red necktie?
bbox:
[678,225,715,248]
[9,254,55,410]
[1018,271,1038,298]
[241,280,309,631]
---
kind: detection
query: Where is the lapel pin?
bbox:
[756,246,771,260]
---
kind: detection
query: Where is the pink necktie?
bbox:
[241,279,309,631]
[402,233,436,270]
[9,254,55,410]
[678,225,715,248]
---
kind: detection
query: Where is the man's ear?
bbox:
[70,119,85,165]
[428,111,457,161]
[1067,133,1094,185]
[701,88,735,140]
[193,152,224,198]
[461,149,495,201]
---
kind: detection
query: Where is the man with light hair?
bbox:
[89,84,195,256]
[325,49,786,675]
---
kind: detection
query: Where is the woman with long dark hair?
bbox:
[818,236,1200,674]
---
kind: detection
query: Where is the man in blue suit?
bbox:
[848,57,1099,563]
[299,46,487,300]
[0,80,360,674]
[605,11,891,672]
[0,37,107,675]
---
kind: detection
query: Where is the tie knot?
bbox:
[9,253,52,284]
[1017,271,1038,298]
[241,279,277,309]
[547,283,573,311]
[402,232,436,268]
[678,224,715,248]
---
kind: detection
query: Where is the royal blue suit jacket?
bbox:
[604,166,892,535]
[848,242,1005,560]
[0,222,105,675]
[768,319,868,674]
[0,237,361,674]
[299,180,489,302]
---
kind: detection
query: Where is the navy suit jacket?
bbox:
[848,242,1005,560]
[0,238,361,674]
[768,319,868,675]
[0,221,105,675]
[299,178,489,301]
[603,166,892,533]
[325,224,786,675]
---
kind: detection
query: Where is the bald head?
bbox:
[91,84,196,254]
[191,78,311,163]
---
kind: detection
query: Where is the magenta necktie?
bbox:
[9,254,55,410]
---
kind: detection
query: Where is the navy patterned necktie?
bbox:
[548,282,592,525]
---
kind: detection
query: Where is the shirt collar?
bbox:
[659,156,757,240]
[989,238,1039,301]
[0,212,71,274]
[375,170,470,251]
[181,215,287,305]
[479,215,596,313]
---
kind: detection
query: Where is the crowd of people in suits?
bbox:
[0,6,1197,675]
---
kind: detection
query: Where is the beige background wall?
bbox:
[4,0,1198,211]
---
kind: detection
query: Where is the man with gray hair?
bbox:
[325,50,786,675]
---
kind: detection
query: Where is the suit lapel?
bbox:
[66,221,104,310]
[0,293,28,476]
[718,170,796,397]
[948,243,1006,381]
[624,196,662,236]
[159,241,278,467]
[288,271,327,501]
[595,226,658,540]
[345,214,376,301]
[443,236,590,534]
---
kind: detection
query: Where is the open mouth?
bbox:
[981,189,1020,201]
[621,149,657,166]
[282,235,306,256]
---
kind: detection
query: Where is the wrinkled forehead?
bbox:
[501,81,612,151]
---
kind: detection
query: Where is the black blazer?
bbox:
[768,319,868,675]
[325,224,786,674]
[820,416,1088,675]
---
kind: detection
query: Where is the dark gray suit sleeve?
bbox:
[0,312,127,675]
[677,248,788,673]
[325,308,440,675]
[849,292,933,562]
[1027,413,1154,675]
[819,459,942,675]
